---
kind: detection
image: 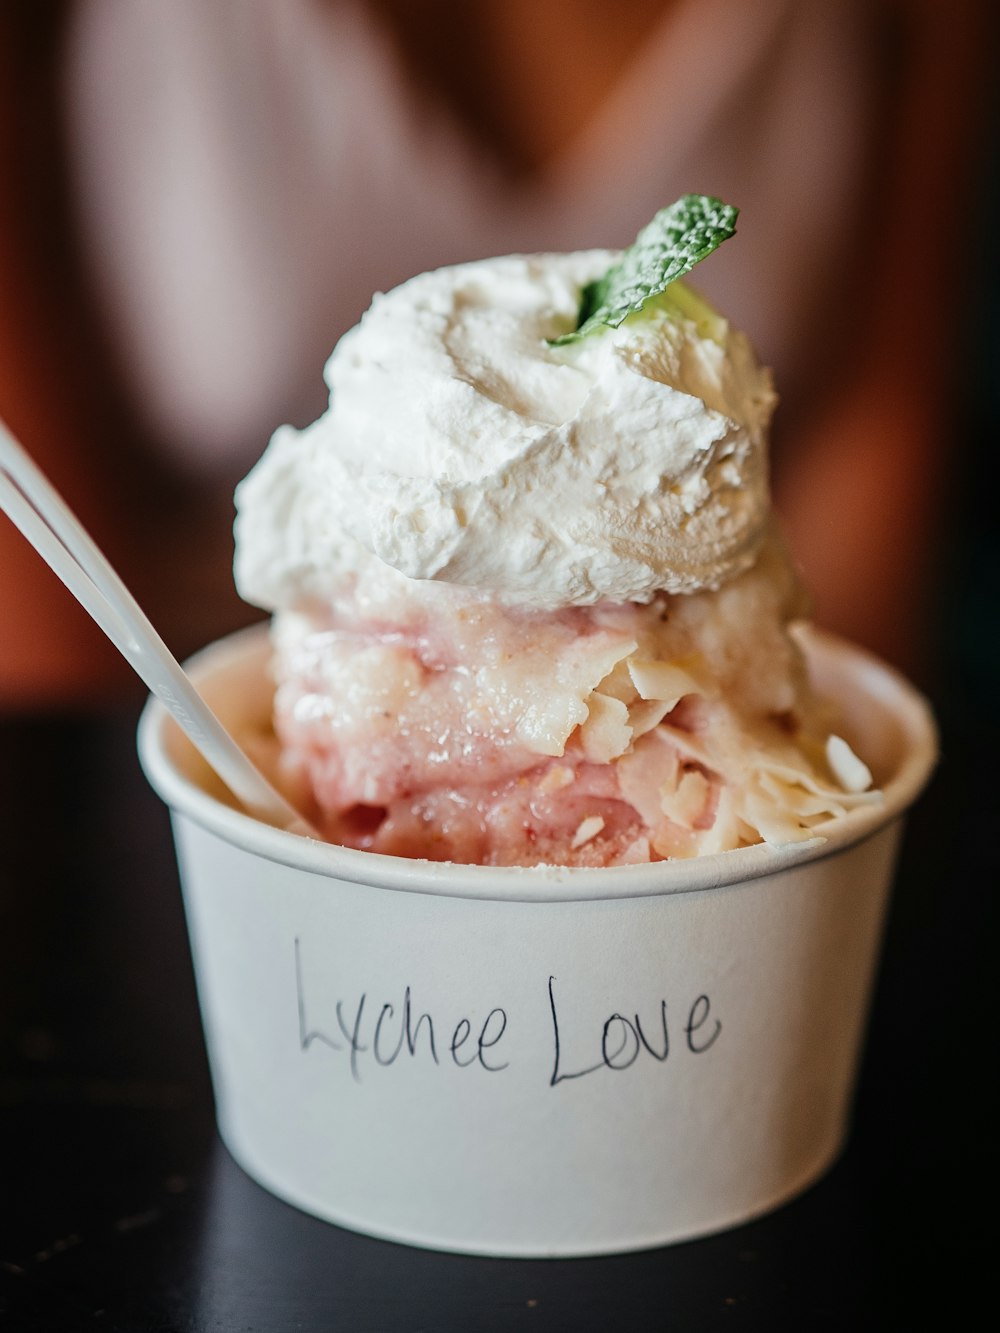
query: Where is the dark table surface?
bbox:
[0,681,993,1332]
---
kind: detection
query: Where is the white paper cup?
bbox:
[138,624,936,1257]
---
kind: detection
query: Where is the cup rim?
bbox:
[138,623,937,905]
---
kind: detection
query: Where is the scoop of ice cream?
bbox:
[234,252,777,612]
[233,233,880,867]
[259,530,880,867]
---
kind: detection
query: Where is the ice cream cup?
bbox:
[138,623,936,1257]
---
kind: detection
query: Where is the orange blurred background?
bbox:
[1,0,994,708]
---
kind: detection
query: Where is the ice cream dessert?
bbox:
[234,198,879,866]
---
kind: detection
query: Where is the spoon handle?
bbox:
[0,419,314,835]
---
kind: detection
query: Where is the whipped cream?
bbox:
[235,251,777,612]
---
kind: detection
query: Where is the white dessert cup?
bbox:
[138,624,936,1258]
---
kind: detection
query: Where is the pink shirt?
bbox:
[65,0,876,468]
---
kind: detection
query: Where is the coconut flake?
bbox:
[826,734,873,793]
[571,815,606,849]
[627,659,703,704]
[661,769,711,830]
[538,765,575,794]
[579,692,632,761]
[627,698,673,738]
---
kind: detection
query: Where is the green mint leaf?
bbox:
[550,194,738,346]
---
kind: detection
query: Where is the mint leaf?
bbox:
[550,194,738,346]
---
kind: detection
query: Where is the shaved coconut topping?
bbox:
[571,816,606,849]
[580,692,633,762]
[628,659,702,704]
[662,769,712,830]
[538,765,575,793]
[627,699,673,739]
[826,734,874,793]
[265,534,882,864]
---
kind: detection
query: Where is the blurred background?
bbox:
[1,0,995,690]
[0,3,996,1327]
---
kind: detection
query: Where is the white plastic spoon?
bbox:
[0,418,315,836]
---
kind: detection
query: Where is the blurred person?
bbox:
[0,0,991,709]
